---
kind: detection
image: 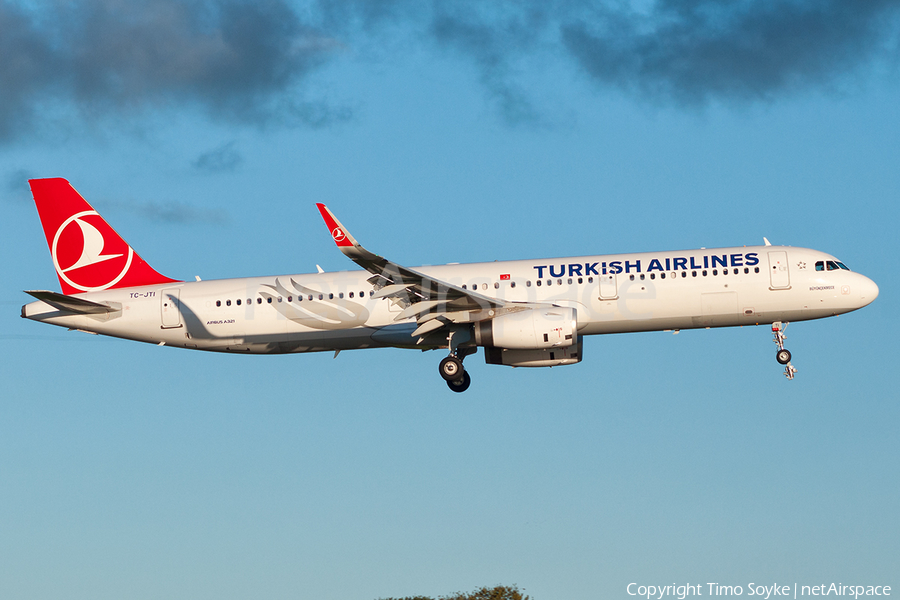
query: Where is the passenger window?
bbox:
[661,273,666,279]
[329,293,334,299]
[287,296,292,302]
[630,275,635,281]
[547,280,552,286]
[462,284,467,290]
[588,277,593,283]
[349,292,354,298]
[744,268,749,274]
[308,295,313,301]
[236,299,242,305]
[226,300,231,306]
[640,274,645,280]
[754,267,760,273]
[494,282,499,289]
[681,272,687,278]
[567,278,572,284]
[537,280,542,286]
[216,300,221,307]
[257,298,262,304]
[578,277,583,284]
[650,273,655,280]
[692,271,698,277]
[318,294,323,300]
[339,292,344,299]
[267,297,272,303]
[557,279,562,285]
[712,269,718,276]
[526,280,532,287]
[510,281,516,288]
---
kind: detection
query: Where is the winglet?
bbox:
[316,203,357,249]
[315,203,380,262]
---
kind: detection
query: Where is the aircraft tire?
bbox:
[776,349,792,365]
[439,356,464,381]
[447,371,471,393]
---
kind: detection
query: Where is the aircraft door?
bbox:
[599,273,617,300]
[768,251,791,289]
[161,288,182,328]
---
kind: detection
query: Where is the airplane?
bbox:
[21,178,879,391]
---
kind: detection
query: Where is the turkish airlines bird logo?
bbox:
[52,211,134,292]
[332,227,346,243]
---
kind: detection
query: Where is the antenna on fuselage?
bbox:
[763,237,772,246]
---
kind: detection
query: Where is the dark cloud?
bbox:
[560,0,900,104]
[0,0,897,141]
[193,141,242,173]
[429,5,548,125]
[0,0,347,142]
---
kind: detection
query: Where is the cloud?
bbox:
[102,198,229,225]
[193,141,242,173]
[1,0,897,141]
[559,0,900,104]
[0,0,348,143]
[4,168,36,203]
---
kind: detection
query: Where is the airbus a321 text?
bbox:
[22,178,879,391]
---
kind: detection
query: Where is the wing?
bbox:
[316,204,525,339]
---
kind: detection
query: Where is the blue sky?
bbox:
[1,2,898,599]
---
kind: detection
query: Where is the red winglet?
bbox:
[30,178,180,295]
[316,203,355,248]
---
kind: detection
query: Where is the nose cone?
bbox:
[859,275,879,307]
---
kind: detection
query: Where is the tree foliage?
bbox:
[379,584,530,600]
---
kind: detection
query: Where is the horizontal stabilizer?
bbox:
[25,290,117,315]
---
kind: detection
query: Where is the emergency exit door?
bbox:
[161,288,182,328]
[599,273,617,300]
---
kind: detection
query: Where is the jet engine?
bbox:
[474,307,577,350]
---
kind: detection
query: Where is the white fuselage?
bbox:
[22,245,879,355]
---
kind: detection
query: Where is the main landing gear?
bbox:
[439,353,472,392]
[772,321,798,380]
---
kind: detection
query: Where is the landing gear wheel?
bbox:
[776,349,792,365]
[447,371,471,393]
[439,356,464,381]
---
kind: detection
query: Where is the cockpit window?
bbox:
[817,260,851,271]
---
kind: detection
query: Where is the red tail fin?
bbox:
[29,178,179,294]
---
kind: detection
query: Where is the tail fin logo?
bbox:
[332,227,346,243]
[52,211,134,292]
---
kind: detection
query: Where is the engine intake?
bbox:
[474,307,577,349]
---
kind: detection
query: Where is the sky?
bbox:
[1,1,898,599]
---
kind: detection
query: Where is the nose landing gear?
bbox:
[772,321,797,380]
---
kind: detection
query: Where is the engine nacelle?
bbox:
[484,337,583,368]
[474,307,577,350]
